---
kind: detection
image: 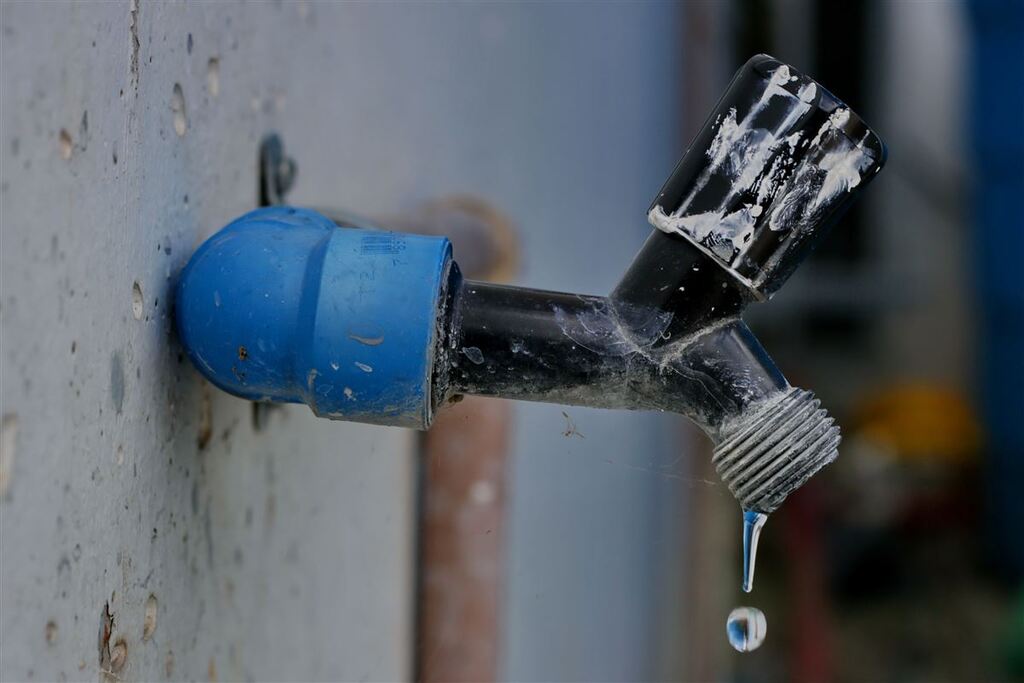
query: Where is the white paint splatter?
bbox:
[810,140,872,211]
[766,113,874,232]
[650,78,872,277]
[670,65,818,228]
[648,205,759,260]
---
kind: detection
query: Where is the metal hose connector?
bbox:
[713,387,840,513]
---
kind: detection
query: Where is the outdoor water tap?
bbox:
[176,55,886,515]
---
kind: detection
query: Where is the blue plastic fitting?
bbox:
[175,207,452,429]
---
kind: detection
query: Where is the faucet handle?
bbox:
[649,54,886,300]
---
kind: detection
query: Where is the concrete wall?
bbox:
[0,5,417,680]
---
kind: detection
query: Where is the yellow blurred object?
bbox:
[851,384,983,463]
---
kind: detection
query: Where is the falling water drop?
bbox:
[726,606,767,652]
[741,509,767,593]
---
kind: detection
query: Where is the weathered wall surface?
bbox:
[0,4,417,681]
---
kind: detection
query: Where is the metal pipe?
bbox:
[444,276,785,438]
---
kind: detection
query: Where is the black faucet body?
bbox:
[444,250,782,439]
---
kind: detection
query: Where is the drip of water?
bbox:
[741,509,768,593]
[726,511,770,653]
[726,606,767,652]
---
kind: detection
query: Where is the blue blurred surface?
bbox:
[968,0,1024,579]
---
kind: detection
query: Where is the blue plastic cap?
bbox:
[176,206,452,429]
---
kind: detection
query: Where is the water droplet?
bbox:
[726,606,767,652]
[742,509,767,593]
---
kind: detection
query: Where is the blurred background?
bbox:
[1,1,1021,682]
[700,1,1023,681]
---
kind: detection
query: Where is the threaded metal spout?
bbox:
[713,388,840,514]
